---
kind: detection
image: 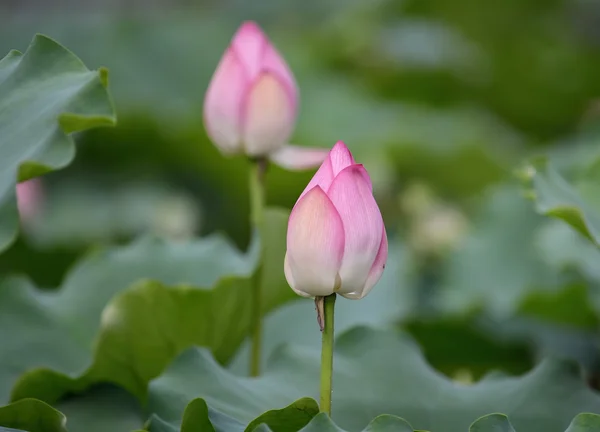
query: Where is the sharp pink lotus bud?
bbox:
[16,179,43,224]
[284,141,388,299]
[204,21,298,157]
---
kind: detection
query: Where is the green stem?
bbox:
[249,158,267,377]
[320,293,336,415]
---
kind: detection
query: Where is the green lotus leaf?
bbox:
[148,326,600,432]
[2,209,291,405]
[0,34,116,251]
[0,398,66,432]
[565,413,600,432]
[469,414,515,432]
[521,158,600,247]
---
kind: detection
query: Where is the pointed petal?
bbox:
[342,225,387,300]
[242,73,295,156]
[203,49,246,154]
[296,141,354,200]
[286,186,345,297]
[270,145,329,171]
[328,141,355,178]
[231,21,267,81]
[327,165,384,297]
[297,155,333,202]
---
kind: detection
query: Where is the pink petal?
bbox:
[358,166,373,192]
[242,72,295,156]
[327,165,384,297]
[328,141,355,177]
[203,49,247,154]
[296,141,356,201]
[284,253,311,298]
[285,186,345,297]
[297,152,334,201]
[231,21,268,81]
[262,43,298,115]
[344,225,388,299]
[269,145,329,171]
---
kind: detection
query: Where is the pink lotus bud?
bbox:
[16,179,43,224]
[204,22,329,170]
[204,21,298,157]
[284,141,388,299]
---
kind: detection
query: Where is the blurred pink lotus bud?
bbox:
[204,21,329,169]
[284,141,388,300]
[16,179,43,223]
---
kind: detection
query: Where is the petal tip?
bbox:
[331,141,352,155]
[235,21,266,40]
[336,163,373,190]
[327,141,356,175]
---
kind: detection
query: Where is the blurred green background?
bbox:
[3,0,600,386]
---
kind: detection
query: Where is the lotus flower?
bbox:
[203,21,328,169]
[284,141,388,299]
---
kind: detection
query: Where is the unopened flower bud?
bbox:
[284,141,388,300]
[204,21,297,157]
[204,21,329,170]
